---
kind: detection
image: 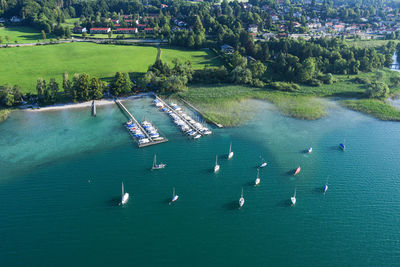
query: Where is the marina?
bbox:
[115,99,168,148]
[153,95,212,139]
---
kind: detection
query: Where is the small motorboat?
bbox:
[339,143,345,151]
[294,166,301,176]
[308,147,312,153]
[323,177,329,194]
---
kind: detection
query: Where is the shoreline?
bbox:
[25,93,154,112]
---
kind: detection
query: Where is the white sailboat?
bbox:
[291,188,296,206]
[214,155,220,173]
[255,168,261,186]
[170,187,179,204]
[228,142,234,159]
[152,154,166,170]
[239,187,245,208]
[121,182,129,205]
[324,177,329,194]
[307,146,313,153]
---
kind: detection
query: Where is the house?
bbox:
[262,32,276,39]
[73,27,87,34]
[144,28,154,33]
[10,16,21,23]
[248,24,258,33]
[161,4,168,8]
[115,28,138,34]
[333,24,345,32]
[221,44,234,53]
[90,28,111,34]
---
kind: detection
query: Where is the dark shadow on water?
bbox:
[329,145,342,151]
[313,187,325,194]
[286,169,296,176]
[163,198,172,204]
[276,199,292,208]
[223,200,239,211]
[245,181,255,187]
[301,149,310,154]
[108,196,121,207]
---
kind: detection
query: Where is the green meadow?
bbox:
[161,47,221,69]
[0,26,47,43]
[0,42,220,93]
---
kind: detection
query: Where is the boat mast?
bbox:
[241,187,244,198]
[257,168,259,179]
[229,142,232,154]
[172,187,175,197]
[216,155,218,165]
[294,187,296,198]
[153,154,156,167]
[122,182,124,197]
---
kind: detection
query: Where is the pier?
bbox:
[115,99,168,147]
[154,95,205,136]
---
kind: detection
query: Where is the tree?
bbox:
[63,72,72,100]
[41,30,46,40]
[48,78,59,103]
[248,60,267,79]
[298,58,316,83]
[90,77,103,99]
[367,82,390,99]
[108,31,112,39]
[5,35,9,43]
[111,72,132,96]
[36,77,46,102]
[75,73,90,101]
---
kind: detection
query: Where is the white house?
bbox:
[10,16,21,23]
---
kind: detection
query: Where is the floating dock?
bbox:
[115,99,168,148]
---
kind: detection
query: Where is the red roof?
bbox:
[125,20,132,22]
[116,28,137,31]
[145,28,154,31]
[91,28,109,31]
[114,24,120,27]
[137,24,146,27]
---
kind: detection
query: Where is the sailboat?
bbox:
[307,146,312,153]
[255,168,261,186]
[151,154,166,170]
[294,166,301,176]
[214,155,220,173]
[228,142,234,160]
[169,187,179,204]
[259,156,267,168]
[238,187,245,209]
[121,182,129,205]
[339,139,346,151]
[291,188,296,206]
[324,177,329,194]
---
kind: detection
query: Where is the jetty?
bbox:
[154,95,205,136]
[115,99,168,148]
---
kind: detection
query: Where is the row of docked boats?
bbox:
[152,99,212,138]
[125,120,165,145]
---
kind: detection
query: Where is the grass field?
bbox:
[161,47,222,69]
[0,42,221,93]
[0,26,48,43]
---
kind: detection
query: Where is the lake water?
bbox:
[1,97,400,266]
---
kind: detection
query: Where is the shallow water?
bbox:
[1,97,400,266]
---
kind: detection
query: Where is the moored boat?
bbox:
[294,166,301,176]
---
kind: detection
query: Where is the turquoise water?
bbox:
[1,98,400,266]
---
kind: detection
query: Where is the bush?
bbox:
[269,82,300,92]
[353,77,371,85]
[367,82,390,99]
[319,73,334,84]
[308,78,322,87]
